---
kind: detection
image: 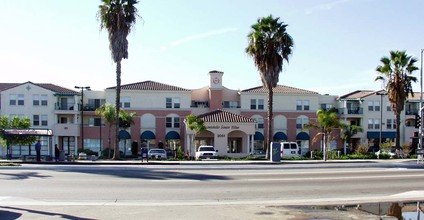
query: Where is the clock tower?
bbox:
[208,70,224,110]
[209,70,223,89]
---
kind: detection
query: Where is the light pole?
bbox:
[75,86,90,151]
[376,91,387,148]
[419,49,423,157]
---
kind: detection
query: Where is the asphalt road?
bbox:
[0,160,423,219]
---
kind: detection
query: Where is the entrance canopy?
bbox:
[254,132,264,140]
[118,130,131,140]
[3,129,53,137]
[296,132,310,140]
[165,131,180,140]
[273,132,287,141]
[141,131,155,139]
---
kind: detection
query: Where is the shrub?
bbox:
[378,153,391,159]
[175,147,187,160]
[81,149,97,156]
[355,144,369,155]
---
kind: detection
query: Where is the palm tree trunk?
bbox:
[266,87,273,159]
[395,113,401,148]
[323,133,327,162]
[113,61,122,160]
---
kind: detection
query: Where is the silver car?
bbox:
[148,149,167,160]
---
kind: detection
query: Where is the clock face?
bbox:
[213,77,220,84]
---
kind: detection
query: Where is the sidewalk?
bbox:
[0,157,419,166]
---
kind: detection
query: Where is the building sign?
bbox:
[207,125,240,130]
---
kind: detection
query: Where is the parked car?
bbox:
[280,142,301,157]
[195,146,218,160]
[148,149,167,160]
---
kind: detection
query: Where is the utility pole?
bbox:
[419,49,423,164]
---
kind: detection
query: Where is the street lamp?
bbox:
[419,49,424,159]
[376,91,387,148]
[75,86,90,151]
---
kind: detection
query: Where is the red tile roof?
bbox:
[198,109,256,123]
[106,81,190,91]
[0,82,78,94]
[338,90,385,100]
[241,85,318,94]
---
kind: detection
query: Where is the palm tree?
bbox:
[305,108,343,161]
[95,103,116,158]
[376,50,418,148]
[341,124,363,154]
[246,15,294,158]
[98,0,140,159]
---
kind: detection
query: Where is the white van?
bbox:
[280,142,301,157]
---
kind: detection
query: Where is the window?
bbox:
[88,98,105,109]
[41,115,48,126]
[258,99,264,110]
[368,119,373,129]
[9,94,17,105]
[33,95,40,106]
[121,96,131,108]
[368,101,374,111]
[166,97,180,109]
[374,119,380,130]
[387,103,391,111]
[257,118,264,129]
[387,119,392,129]
[33,115,40,126]
[250,99,256,110]
[41,95,48,106]
[303,100,310,111]
[374,101,380,111]
[296,117,309,129]
[250,99,264,110]
[166,116,180,128]
[296,100,302,111]
[296,100,310,111]
[89,118,102,126]
[222,101,239,108]
[18,94,24,105]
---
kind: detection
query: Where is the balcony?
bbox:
[339,107,363,115]
[53,123,79,136]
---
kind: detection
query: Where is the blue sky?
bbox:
[1,0,423,95]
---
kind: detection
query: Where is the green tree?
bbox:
[95,103,116,158]
[185,114,206,158]
[341,124,363,154]
[246,15,294,158]
[0,116,37,155]
[375,50,418,147]
[305,108,343,161]
[118,109,136,156]
[98,0,140,159]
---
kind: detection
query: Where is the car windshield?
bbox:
[150,150,165,153]
[200,147,215,151]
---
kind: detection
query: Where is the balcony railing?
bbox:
[55,102,76,111]
[339,107,363,115]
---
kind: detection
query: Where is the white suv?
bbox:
[195,146,218,160]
